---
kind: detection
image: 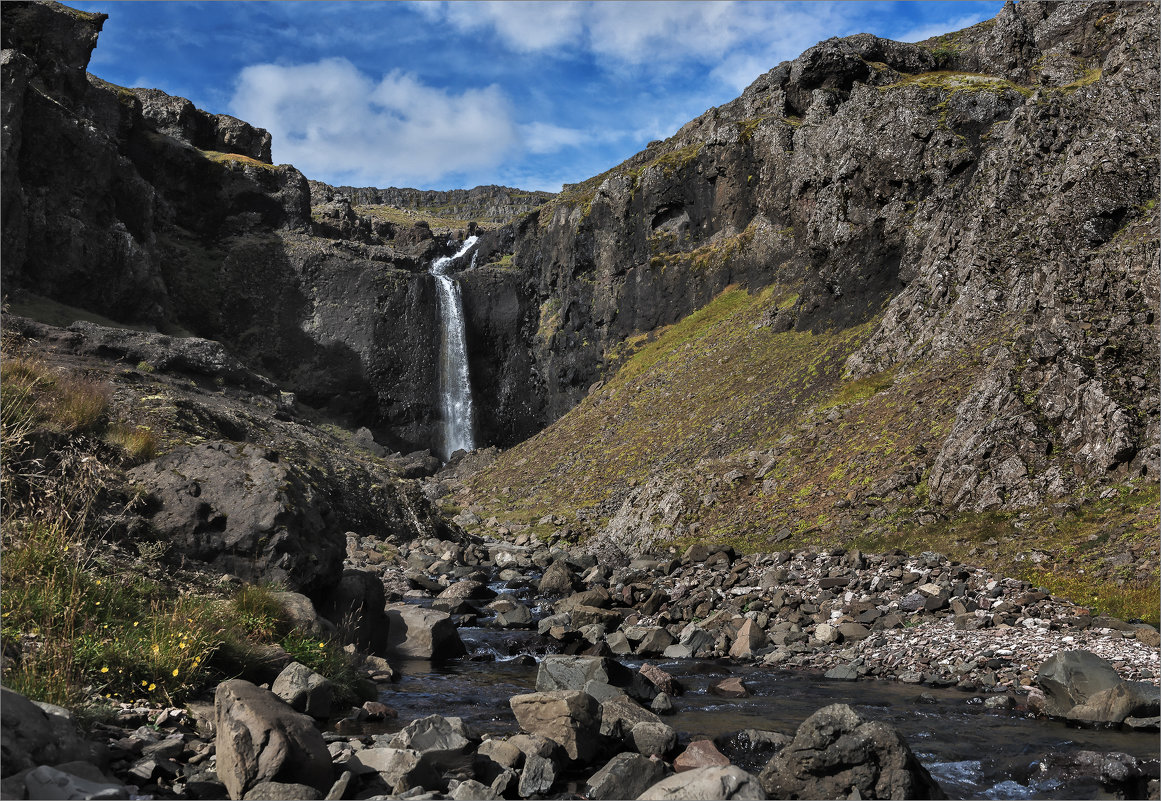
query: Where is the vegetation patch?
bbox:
[0,339,368,709]
[199,150,279,171]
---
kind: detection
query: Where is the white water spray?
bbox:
[430,236,479,460]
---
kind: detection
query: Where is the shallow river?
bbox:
[374,627,1158,800]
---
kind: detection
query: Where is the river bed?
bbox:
[373,627,1158,800]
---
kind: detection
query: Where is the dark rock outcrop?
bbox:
[758,703,944,799]
[132,87,272,162]
[127,442,348,595]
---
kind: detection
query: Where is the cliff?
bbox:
[2,0,1157,596]
[447,1,1158,597]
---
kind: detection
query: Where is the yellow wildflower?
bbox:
[172,668,179,677]
[100,667,109,673]
[148,683,156,691]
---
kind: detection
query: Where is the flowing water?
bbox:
[373,573,1158,800]
[430,236,479,460]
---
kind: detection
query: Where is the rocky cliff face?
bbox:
[453,0,1158,574]
[3,0,1157,544]
[0,1,543,455]
[308,181,553,227]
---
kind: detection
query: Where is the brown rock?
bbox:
[674,739,730,773]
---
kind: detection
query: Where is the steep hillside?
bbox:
[445,1,1159,616]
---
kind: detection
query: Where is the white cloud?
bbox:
[520,122,588,154]
[228,58,519,186]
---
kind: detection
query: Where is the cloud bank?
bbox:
[229,58,519,187]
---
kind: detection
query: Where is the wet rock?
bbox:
[586,752,666,801]
[650,693,674,715]
[640,663,684,696]
[711,677,751,698]
[638,765,765,800]
[758,703,944,799]
[384,604,467,660]
[271,662,333,720]
[535,655,631,693]
[714,730,791,775]
[823,664,860,681]
[214,679,333,800]
[509,691,602,763]
[438,580,496,600]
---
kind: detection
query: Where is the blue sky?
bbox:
[71,1,1003,192]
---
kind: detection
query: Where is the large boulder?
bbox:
[1034,650,1161,724]
[536,655,632,693]
[387,715,475,773]
[0,688,100,777]
[128,443,344,594]
[214,680,333,800]
[637,766,766,800]
[509,691,603,763]
[384,604,467,660]
[270,663,333,720]
[587,752,666,801]
[758,704,944,800]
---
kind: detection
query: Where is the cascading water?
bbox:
[429,236,479,461]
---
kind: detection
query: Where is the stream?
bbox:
[370,610,1159,800]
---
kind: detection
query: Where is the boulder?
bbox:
[509,691,602,763]
[272,592,336,638]
[316,569,388,654]
[385,604,467,660]
[729,619,767,659]
[674,740,731,772]
[347,747,440,794]
[517,753,556,797]
[242,781,321,800]
[271,662,333,720]
[536,655,631,693]
[538,561,579,595]
[1,688,100,777]
[586,752,666,801]
[640,663,684,696]
[22,764,130,800]
[214,679,333,800]
[1035,650,1160,724]
[128,443,344,594]
[758,703,944,799]
[387,715,474,772]
[637,765,766,800]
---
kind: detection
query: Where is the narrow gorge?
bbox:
[0,1,1158,800]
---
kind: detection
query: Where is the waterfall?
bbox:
[430,235,479,461]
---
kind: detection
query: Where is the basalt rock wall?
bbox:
[486,0,1158,509]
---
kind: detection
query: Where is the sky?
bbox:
[71,1,1004,193]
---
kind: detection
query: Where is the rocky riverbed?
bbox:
[8,528,1154,801]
